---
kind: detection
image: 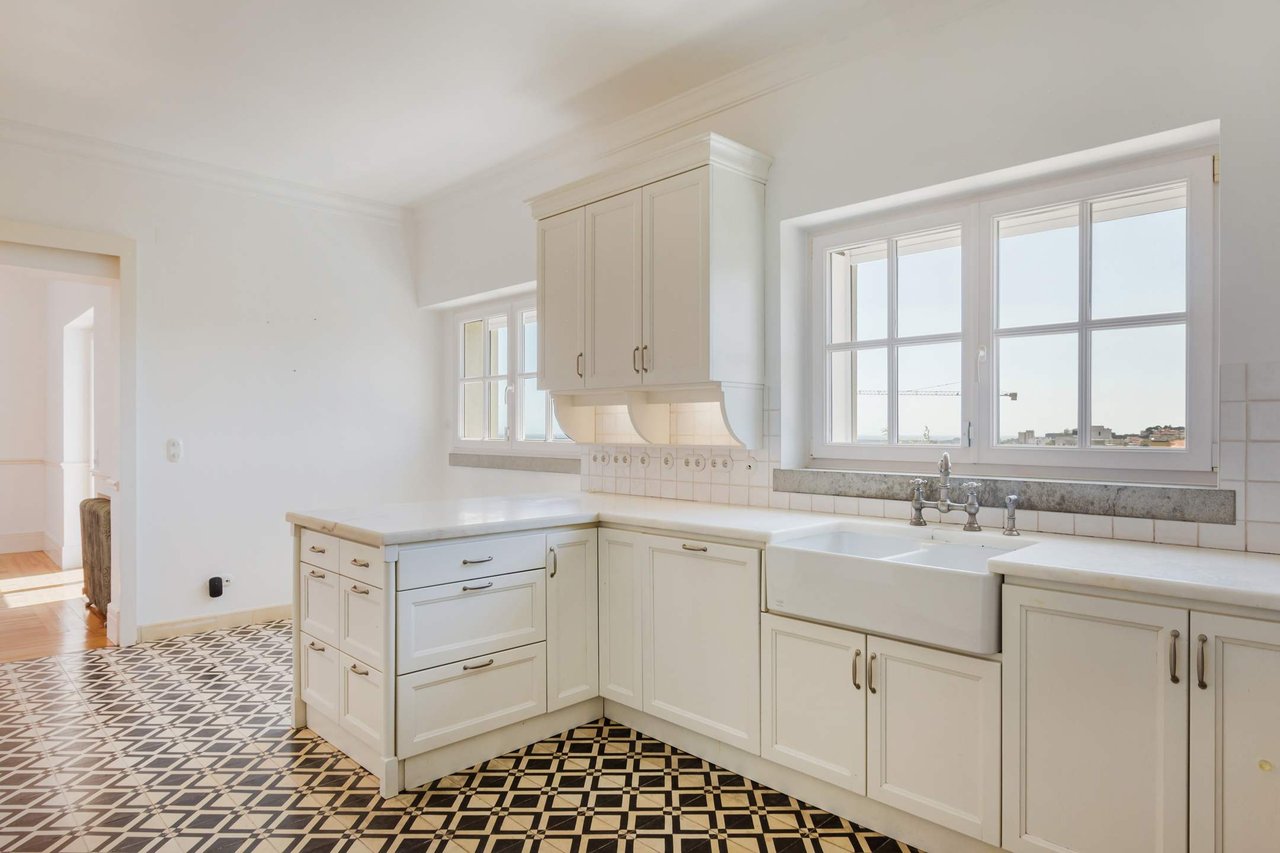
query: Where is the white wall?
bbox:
[0,140,432,633]
[0,268,47,552]
[411,0,1280,478]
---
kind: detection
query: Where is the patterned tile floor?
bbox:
[0,621,925,853]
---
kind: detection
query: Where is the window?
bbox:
[812,153,1215,474]
[456,299,569,450]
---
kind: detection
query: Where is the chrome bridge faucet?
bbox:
[909,452,982,531]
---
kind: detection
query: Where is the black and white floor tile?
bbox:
[0,621,924,852]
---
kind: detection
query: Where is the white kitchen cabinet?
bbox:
[339,652,384,748]
[300,564,340,646]
[1190,612,1280,853]
[598,528,644,709]
[760,614,866,793]
[300,633,340,721]
[584,189,643,389]
[866,636,1000,844]
[546,530,599,712]
[1003,585,1188,853]
[641,168,708,385]
[537,207,585,390]
[339,577,385,670]
[643,534,760,754]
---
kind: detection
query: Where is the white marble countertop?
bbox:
[288,491,1280,612]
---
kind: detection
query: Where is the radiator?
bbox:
[80,497,112,614]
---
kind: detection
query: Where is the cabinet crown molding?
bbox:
[527,132,772,221]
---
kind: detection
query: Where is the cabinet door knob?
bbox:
[868,652,877,694]
[852,648,862,690]
[351,558,371,568]
[681,544,709,552]
[462,556,494,565]
[1169,629,1181,684]
[463,658,495,671]
[1197,633,1208,690]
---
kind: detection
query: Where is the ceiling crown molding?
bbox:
[0,117,406,223]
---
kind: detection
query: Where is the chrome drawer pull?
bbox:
[350,584,370,595]
[852,648,862,690]
[308,641,326,652]
[461,582,493,592]
[462,556,494,565]
[868,652,877,694]
[350,558,371,568]
[681,544,709,552]
[308,569,326,579]
[463,658,495,671]
[309,545,327,554]
[1170,629,1181,684]
[349,664,369,676]
[1197,634,1208,690]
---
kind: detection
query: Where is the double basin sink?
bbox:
[766,528,1025,654]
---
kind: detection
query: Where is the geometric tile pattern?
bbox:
[0,621,925,852]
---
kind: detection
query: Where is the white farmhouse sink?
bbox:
[766,529,1022,654]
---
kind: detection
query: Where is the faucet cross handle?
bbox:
[961,481,981,495]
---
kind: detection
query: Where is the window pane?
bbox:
[1091,184,1187,320]
[520,377,547,441]
[461,381,483,439]
[897,227,961,338]
[829,349,888,444]
[1091,324,1186,448]
[487,316,508,377]
[486,379,508,440]
[830,243,888,343]
[829,351,853,443]
[997,333,1078,446]
[462,320,484,378]
[897,341,961,444]
[521,310,537,372]
[997,205,1079,328]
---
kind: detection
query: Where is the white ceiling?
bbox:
[0,0,872,205]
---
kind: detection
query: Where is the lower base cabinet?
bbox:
[339,652,384,746]
[300,633,340,721]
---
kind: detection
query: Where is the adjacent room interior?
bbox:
[1,2,1278,852]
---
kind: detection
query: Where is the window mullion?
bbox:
[887,238,900,445]
[1078,200,1091,448]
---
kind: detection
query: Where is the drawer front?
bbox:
[300,565,340,646]
[340,578,386,670]
[340,652,384,748]
[397,569,546,674]
[340,539,385,589]
[300,530,339,572]
[300,633,340,721]
[397,532,546,591]
[396,643,547,757]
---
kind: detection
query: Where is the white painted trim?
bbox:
[137,604,292,643]
[0,531,45,555]
[0,117,405,223]
[0,458,42,466]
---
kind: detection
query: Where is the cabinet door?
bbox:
[339,577,385,670]
[1003,585,1188,853]
[300,564,340,646]
[761,614,865,793]
[867,636,1000,844]
[598,529,644,709]
[584,190,643,389]
[339,652,384,748]
[642,167,709,385]
[300,633,340,721]
[643,534,760,754]
[537,207,585,391]
[1190,612,1280,853]
[547,530,599,712]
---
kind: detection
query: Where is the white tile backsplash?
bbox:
[1246,522,1280,555]
[1246,360,1280,401]
[1154,519,1198,547]
[1248,401,1280,441]
[1113,517,1155,542]
[1246,482,1280,523]
[1221,363,1247,402]
[1073,515,1113,539]
[1221,402,1247,441]
[1219,441,1247,480]
[1247,442,1280,482]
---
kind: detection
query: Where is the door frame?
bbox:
[0,217,138,646]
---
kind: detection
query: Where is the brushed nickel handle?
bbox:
[549,546,557,578]
[1170,629,1181,684]
[463,658,495,671]
[681,543,709,552]
[576,352,584,378]
[307,641,326,652]
[350,559,370,568]
[852,648,862,690]
[308,569,326,579]
[633,346,641,374]
[1197,634,1208,690]
[349,664,369,676]
[461,581,493,592]
[462,556,494,565]
[868,652,877,694]
[641,344,649,372]
[309,545,327,554]
[350,584,370,595]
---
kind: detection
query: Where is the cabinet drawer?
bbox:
[300,564,340,646]
[300,632,340,721]
[300,530,339,571]
[340,539,385,589]
[397,643,547,757]
[397,532,546,591]
[397,569,546,674]
[340,652,384,749]
[340,578,385,670]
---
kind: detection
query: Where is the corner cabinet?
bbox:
[546,529,599,711]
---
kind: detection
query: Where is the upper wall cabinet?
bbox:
[530,134,771,447]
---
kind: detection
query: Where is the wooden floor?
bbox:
[0,551,110,663]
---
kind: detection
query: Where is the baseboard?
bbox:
[603,701,1001,853]
[0,531,45,555]
[137,604,292,642]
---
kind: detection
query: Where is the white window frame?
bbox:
[810,152,1216,477]
[452,296,574,455]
